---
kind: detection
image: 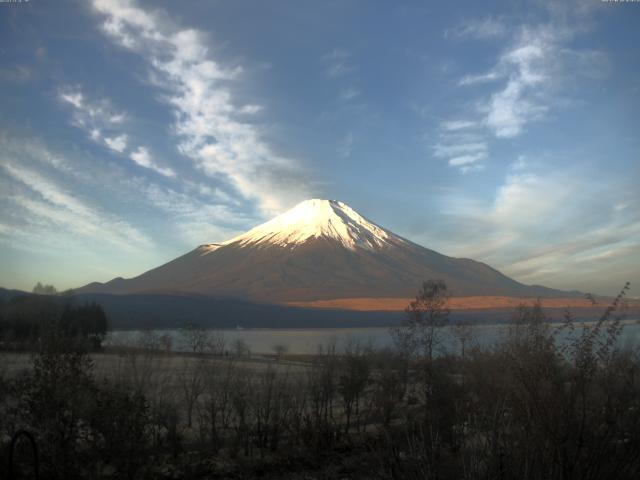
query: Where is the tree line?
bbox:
[0,280,639,479]
[0,293,108,351]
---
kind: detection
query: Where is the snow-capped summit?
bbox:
[222,199,401,250]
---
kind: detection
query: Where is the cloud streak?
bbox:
[322,48,354,78]
[0,135,244,256]
[91,0,310,214]
[1,162,152,250]
[482,26,555,138]
[59,86,127,145]
[422,161,640,295]
[433,127,488,173]
[130,147,176,177]
[436,14,607,174]
[59,86,177,178]
[104,134,128,153]
[456,22,605,139]
[446,16,508,40]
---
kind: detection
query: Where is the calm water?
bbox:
[106,320,640,355]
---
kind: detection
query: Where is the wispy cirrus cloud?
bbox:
[435,13,607,173]
[456,21,606,139]
[130,147,176,177]
[458,71,500,86]
[138,182,245,245]
[0,65,33,83]
[420,159,640,294]
[322,48,354,78]
[91,0,311,215]
[441,120,478,131]
[339,86,361,101]
[338,133,354,159]
[448,154,486,172]
[238,104,263,115]
[433,124,488,173]
[445,16,508,40]
[481,25,558,138]
[104,134,128,153]
[59,87,127,143]
[322,48,364,111]
[0,135,241,254]
[59,86,176,178]
[1,162,152,250]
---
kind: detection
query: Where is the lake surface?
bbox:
[106,320,640,355]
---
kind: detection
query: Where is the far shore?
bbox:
[284,295,640,311]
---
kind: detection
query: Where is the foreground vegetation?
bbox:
[0,282,639,479]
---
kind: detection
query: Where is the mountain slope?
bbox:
[78,199,572,301]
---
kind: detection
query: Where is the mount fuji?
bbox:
[78,199,572,304]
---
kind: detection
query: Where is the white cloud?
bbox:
[340,86,361,101]
[338,133,354,158]
[0,135,246,255]
[0,65,32,83]
[483,28,553,138]
[322,49,361,106]
[460,164,486,174]
[1,162,152,250]
[4,164,93,218]
[433,141,487,159]
[60,91,84,109]
[109,113,126,123]
[239,104,263,115]
[442,120,477,131]
[511,155,527,171]
[491,173,564,225]
[435,16,607,176]
[421,163,640,295]
[448,153,485,167]
[0,135,71,174]
[104,134,128,153]
[322,48,354,78]
[458,71,500,86]
[456,23,603,139]
[90,128,101,141]
[446,16,508,40]
[130,146,175,177]
[433,128,488,173]
[573,246,637,265]
[59,87,128,143]
[91,0,310,215]
[614,203,628,212]
[129,146,153,168]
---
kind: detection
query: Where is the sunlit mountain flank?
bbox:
[79,199,576,302]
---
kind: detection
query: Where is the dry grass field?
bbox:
[285,295,640,311]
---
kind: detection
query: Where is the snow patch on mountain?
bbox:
[197,243,222,255]
[222,199,402,250]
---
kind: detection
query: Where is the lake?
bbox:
[105,319,640,355]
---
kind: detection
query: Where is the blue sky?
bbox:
[0,0,639,296]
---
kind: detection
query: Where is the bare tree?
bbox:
[177,357,206,428]
[402,279,451,361]
[232,338,250,358]
[208,329,226,355]
[338,338,371,433]
[451,322,474,360]
[271,343,289,360]
[136,329,161,351]
[198,357,237,452]
[179,321,208,354]
[159,333,173,353]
